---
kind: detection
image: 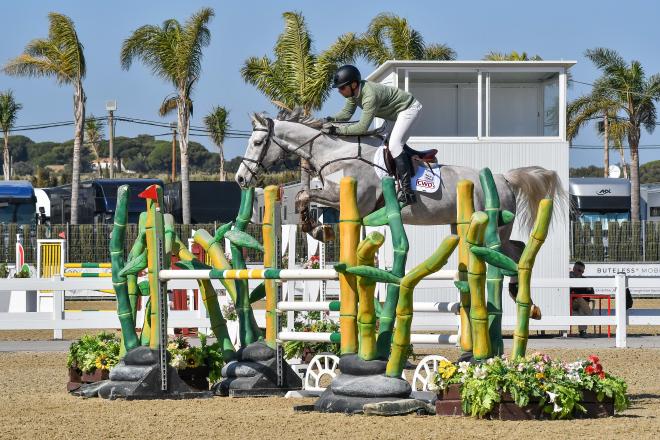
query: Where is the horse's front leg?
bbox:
[295,185,339,242]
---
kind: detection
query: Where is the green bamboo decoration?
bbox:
[110,185,139,355]
[262,185,279,349]
[126,213,147,330]
[466,211,491,360]
[231,188,262,346]
[470,198,554,359]
[174,239,236,361]
[512,198,553,358]
[455,180,474,354]
[386,235,459,377]
[193,229,237,303]
[356,231,385,360]
[141,185,167,351]
[479,168,514,356]
[338,176,360,355]
[364,177,409,359]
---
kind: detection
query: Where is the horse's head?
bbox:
[235,113,285,188]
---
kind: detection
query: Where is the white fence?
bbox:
[0,274,659,348]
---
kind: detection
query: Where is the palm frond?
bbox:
[424,43,456,60]
[585,48,625,72]
[203,105,230,146]
[47,12,86,79]
[178,7,214,90]
[274,11,315,106]
[159,96,179,117]
[0,90,23,133]
[241,55,288,104]
[3,54,68,83]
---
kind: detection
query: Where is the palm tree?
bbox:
[608,118,629,178]
[204,106,230,181]
[242,11,360,115]
[0,90,22,180]
[483,51,542,61]
[3,13,86,223]
[567,86,621,177]
[584,48,660,220]
[242,11,360,188]
[85,115,104,178]
[359,13,456,64]
[121,7,214,224]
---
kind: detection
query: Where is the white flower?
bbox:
[458,361,471,375]
[170,354,187,369]
[546,391,557,403]
[486,358,496,365]
[553,402,563,413]
[428,381,440,391]
[473,366,487,380]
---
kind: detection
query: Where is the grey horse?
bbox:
[235,111,566,261]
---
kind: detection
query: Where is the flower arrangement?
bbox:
[67,332,120,374]
[167,333,225,383]
[221,302,238,322]
[430,353,629,419]
[283,311,340,360]
[301,255,320,269]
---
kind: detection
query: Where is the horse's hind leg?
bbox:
[499,227,542,320]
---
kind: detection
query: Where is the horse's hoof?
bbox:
[311,225,335,242]
[530,304,542,320]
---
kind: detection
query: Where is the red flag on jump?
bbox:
[138,185,159,201]
[58,231,66,239]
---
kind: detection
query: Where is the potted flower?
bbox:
[432,353,629,420]
[283,311,340,363]
[67,332,120,391]
[168,333,225,390]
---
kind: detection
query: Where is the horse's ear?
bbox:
[251,112,267,128]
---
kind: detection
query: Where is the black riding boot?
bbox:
[394,153,417,206]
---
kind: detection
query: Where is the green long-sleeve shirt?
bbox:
[331,80,415,135]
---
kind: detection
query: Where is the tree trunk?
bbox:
[603,115,609,177]
[70,82,86,225]
[177,94,191,224]
[629,127,640,221]
[219,143,225,181]
[617,140,628,179]
[2,133,9,181]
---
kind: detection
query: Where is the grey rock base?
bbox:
[313,354,415,414]
[71,346,211,400]
[213,341,302,396]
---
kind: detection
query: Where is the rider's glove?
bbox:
[322,116,334,123]
[321,123,338,136]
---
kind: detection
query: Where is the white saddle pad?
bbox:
[373,145,441,194]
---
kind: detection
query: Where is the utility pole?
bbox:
[106,100,117,178]
[170,122,177,182]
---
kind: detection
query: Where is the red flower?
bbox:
[588,355,600,364]
[594,363,603,374]
[585,365,595,375]
[598,371,606,379]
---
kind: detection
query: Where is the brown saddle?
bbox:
[383,144,438,175]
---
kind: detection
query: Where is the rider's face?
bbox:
[338,82,357,98]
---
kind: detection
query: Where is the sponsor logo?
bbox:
[596,188,612,195]
[416,179,435,189]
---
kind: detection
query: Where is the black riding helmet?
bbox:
[332,65,361,88]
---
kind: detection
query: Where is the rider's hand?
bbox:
[322,116,334,123]
[321,123,338,135]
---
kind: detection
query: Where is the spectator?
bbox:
[570,261,593,338]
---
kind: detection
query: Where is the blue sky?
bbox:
[1,0,660,168]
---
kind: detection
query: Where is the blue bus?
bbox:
[0,181,37,225]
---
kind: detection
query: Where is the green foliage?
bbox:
[167,334,225,383]
[359,13,456,65]
[431,353,629,419]
[283,311,340,360]
[0,263,9,278]
[241,11,360,113]
[483,51,542,61]
[0,90,22,134]
[67,332,121,373]
[13,264,31,278]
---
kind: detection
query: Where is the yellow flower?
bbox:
[95,354,110,370]
[535,372,545,380]
[438,360,457,380]
[186,354,200,368]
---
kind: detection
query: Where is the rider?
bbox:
[323,64,423,206]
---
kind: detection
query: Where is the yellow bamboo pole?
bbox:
[356,231,385,360]
[262,185,279,349]
[339,176,360,355]
[466,212,491,360]
[456,180,474,353]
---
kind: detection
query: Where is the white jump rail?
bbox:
[0,273,657,348]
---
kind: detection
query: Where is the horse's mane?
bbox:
[276,107,323,129]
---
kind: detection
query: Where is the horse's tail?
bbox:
[504,166,567,232]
